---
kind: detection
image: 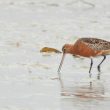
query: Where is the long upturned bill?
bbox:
[57,53,65,74]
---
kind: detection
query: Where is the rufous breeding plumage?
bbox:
[58,38,110,78]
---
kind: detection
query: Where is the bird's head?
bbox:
[62,44,73,54]
[58,44,73,75]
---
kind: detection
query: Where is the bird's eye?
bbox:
[62,45,66,52]
[63,48,66,52]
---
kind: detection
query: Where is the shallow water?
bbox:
[0,0,110,110]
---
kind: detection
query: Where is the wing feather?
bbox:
[79,38,110,51]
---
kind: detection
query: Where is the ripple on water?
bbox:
[60,80,110,101]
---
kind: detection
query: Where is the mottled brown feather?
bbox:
[79,38,110,51]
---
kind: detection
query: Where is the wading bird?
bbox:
[58,38,110,78]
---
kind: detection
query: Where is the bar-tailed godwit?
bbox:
[58,38,110,78]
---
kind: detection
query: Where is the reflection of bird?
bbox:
[58,38,110,78]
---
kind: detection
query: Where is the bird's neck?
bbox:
[67,44,76,55]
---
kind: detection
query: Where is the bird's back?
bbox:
[79,38,110,51]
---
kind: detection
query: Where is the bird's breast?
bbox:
[71,41,100,57]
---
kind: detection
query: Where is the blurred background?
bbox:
[0,0,110,110]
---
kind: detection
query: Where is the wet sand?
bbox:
[0,0,110,110]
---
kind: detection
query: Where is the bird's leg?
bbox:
[97,55,106,79]
[89,58,93,78]
[97,55,106,72]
